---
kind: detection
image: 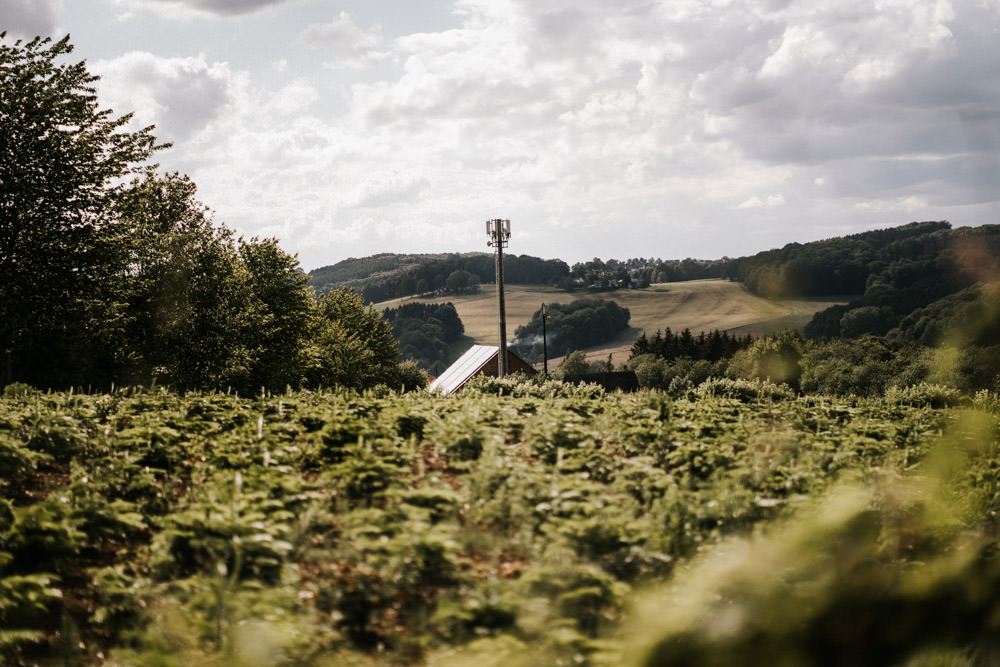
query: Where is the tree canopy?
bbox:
[0,34,164,386]
[511,299,630,364]
[382,302,466,375]
[0,33,420,394]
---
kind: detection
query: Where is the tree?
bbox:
[556,350,592,378]
[0,34,164,387]
[446,269,478,294]
[310,288,404,390]
[111,172,261,391]
[239,236,315,390]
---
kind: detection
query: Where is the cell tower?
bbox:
[486,218,510,377]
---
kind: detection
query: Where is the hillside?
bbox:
[315,221,1000,377]
[342,221,1000,370]
[308,252,570,302]
[378,279,847,367]
[729,221,1000,340]
[309,252,460,290]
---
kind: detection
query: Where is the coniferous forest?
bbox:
[3,32,1000,667]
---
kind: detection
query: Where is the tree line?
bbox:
[732,221,952,298]
[565,257,735,290]
[631,328,754,362]
[382,302,466,375]
[0,34,422,393]
[626,326,998,398]
[310,252,570,303]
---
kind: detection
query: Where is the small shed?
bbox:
[428,345,536,395]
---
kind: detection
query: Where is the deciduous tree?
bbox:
[310,288,403,390]
[0,33,163,386]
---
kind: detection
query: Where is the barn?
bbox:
[428,345,536,395]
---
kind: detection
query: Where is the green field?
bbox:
[377,279,848,367]
[1,380,997,665]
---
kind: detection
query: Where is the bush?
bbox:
[2,383,38,399]
[461,373,604,399]
[884,383,962,409]
[799,337,929,397]
[393,360,428,392]
[726,330,803,389]
[695,377,794,402]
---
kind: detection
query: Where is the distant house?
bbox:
[428,345,536,395]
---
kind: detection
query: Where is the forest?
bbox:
[729,220,1000,343]
[510,299,632,364]
[382,303,467,375]
[309,253,570,303]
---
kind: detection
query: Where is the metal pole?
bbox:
[541,302,548,376]
[496,232,508,377]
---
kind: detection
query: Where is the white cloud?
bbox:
[854,195,929,214]
[92,52,236,143]
[737,194,786,209]
[58,0,1000,269]
[0,0,60,40]
[301,12,390,68]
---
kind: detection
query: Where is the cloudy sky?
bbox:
[3,0,998,270]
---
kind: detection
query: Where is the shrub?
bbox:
[695,377,794,402]
[2,383,38,399]
[884,383,962,409]
[727,330,802,389]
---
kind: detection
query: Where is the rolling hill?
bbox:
[376,279,849,368]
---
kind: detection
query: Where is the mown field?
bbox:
[2,379,999,666]
[377,280,848,367]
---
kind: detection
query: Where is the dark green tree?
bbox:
[0,34,164,387]
[446,269,478,294]
[310,288,404,390]
[239,236,315,390]
[111,172,259,391]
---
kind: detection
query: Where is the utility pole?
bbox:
[541,302,548,376]
[486,218,510,377]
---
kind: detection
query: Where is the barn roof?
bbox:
[428,345,499,395]
[428,345,535,395]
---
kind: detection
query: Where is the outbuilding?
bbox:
[428,345,536,395]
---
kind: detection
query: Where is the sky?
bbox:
[3,0,999,271]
